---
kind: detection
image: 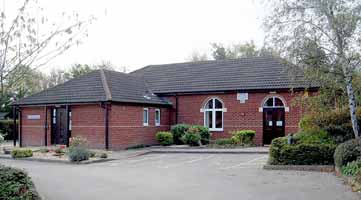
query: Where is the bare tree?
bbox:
[265,0,361,138]
[0,0,94,98]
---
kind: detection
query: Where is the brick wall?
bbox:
[166,91,305,145]
[109,105,170,150]
[20,107,51,146]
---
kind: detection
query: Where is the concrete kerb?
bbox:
[263,164,335,173]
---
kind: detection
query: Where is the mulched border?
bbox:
[263,164,335,172]
[0,154,115,165]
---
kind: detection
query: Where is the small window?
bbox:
[143,108,149,126]
[203,98,224,131]
[155,109,160,126]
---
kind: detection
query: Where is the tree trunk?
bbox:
[345,74,360,138]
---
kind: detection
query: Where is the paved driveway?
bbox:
[0,153,358,200]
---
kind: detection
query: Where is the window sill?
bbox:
[209,128,223,132]
[143,123,149,126]
[155,124,160,127]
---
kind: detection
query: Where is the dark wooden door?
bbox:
[263,108,285,144]
[54,108,68,145]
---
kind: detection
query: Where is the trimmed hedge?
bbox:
[181,132,201,146]
[334,139,361,167]
[11,149,33,158]
[155,132,173,146]
[171,124,190,144]
[269,137,336,165]
[0,165,41,200]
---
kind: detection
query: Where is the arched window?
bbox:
[263,96,285,108]
[204,98,224,131]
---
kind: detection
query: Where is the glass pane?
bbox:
[155,110,160,123]
[206,99,213,109]
[215,111,222,128]
[214,99,223,109]
[264,98,273,107]
[275,98,284,107]
[143,110,148,123]
[205,111,213,128]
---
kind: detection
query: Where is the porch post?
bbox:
[104,103,110,150]
[12,106,17,147]
[44,106,48,146]
[65,105,70,147]
[19,109,22,147]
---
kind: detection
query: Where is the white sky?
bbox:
[5,0,267,73]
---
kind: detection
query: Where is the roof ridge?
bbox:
[99,69,112,101]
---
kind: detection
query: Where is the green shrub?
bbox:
[268,137,288,165]
[39,148,49,153]
[0,165,41,200]
[300,109,361,143]
[100,152,108,159]
[89,151,96,158]
[68,147,90,162]
[181,132,201,146]
[69,136,88,148]
[125,144,148,150]
[230,130,255,145]
[268,136,336,165]
[189,125,211,145]
[293,130,335,145]
[155,132,173,146]
[214,138,233,145]
[54,147,65,156]
[0,120,18,140]
[341,160,361,176]
[334,139,361,167]
[11,149,33,158]
[171,124,190,144]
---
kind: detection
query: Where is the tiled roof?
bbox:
[131,56,318,94]
[14,70,171,106]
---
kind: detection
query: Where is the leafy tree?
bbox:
[188,51,208,62]
[265,0,361,138]
[210,41,277,60]
[0,0,94,101]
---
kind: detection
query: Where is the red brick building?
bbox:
[13,57,317,150]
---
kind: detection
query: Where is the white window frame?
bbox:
[143,108,149,126]
[263,97,285,108]
[203,98,224,131]
[155,108,160,126]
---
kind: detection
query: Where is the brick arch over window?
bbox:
[200,97,227,131]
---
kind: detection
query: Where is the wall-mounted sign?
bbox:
[27,115,40,120]
[237,93,248,103]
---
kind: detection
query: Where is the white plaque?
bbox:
[27,115,40,120]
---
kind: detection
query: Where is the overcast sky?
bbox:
[5,0,267,72]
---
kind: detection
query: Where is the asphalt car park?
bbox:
[1,153,358,200]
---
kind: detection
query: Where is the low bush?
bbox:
[11,149,33,158]
[334,139,361,167]
[171,124,190,144]
[54,147,65,156]
[89,151,96,158]
[100,152,108,159]
[181,132,201,146]
[341,160,361,176]
[69,136,88,148]
[268,136,336,165]
[214,138,233,145]
[155,132,173,146]
[0,165,41,200]
[230,130,255,145]
[188,125,211,145]
[68,146,90,162]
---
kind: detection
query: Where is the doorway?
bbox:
[51,107,69,145]
[262,96,285,144]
